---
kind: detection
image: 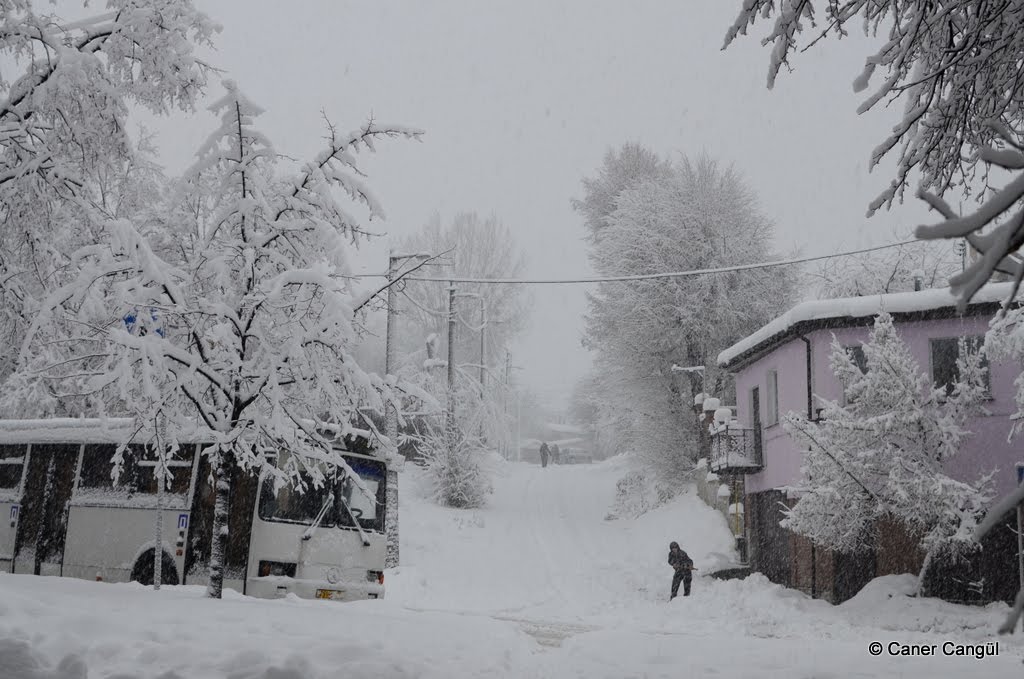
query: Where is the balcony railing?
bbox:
[709,424,763,474]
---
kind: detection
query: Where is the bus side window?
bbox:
[78,445,120,492]
[0,444,26,491]
[133,444,194,495]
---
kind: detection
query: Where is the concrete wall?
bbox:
[693,461,742,535]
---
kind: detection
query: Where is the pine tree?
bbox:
[783,313,993,591]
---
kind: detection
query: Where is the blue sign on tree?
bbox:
[123,307,165,337]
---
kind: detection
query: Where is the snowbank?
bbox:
[3,454,1022,678]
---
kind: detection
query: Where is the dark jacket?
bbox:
[668,547,693,572]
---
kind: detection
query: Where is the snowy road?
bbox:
[390,456,737,624]
[3,456,1024,678]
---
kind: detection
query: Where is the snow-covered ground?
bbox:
[3,455,1024,678]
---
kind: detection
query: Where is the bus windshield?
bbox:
[258,454,386,533]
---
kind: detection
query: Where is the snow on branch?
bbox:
[4,79,420,596]
[724,1,1024,306]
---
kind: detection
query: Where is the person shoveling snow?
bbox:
[668,541,696,600]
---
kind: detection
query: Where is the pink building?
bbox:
[715,283,1022,604]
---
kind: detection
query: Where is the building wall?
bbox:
[874,516,925,577]
[735,314,1021,498]
[734,339,810,495]
[731,310,1022,604]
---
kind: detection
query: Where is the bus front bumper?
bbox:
[247,576,385,602]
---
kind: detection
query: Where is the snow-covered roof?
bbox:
[717,282,1017,369]
[0,418,140,444]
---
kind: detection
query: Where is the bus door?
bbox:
[13,444,78,575]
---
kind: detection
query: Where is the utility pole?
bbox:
[384,251,432,443]
[446,284,457,447]
[479,297,486,388]
[516,391,522,462]
[383,254,400,570]
[382,251,431,569]
[504,350,511,459]
[384,254,400,447]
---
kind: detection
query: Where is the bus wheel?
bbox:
[130,549,180,586]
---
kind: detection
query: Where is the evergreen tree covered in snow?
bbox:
[412,380,496,510]
[11,82,422,597]
[978,300,1024,631]
[391,312,504,509]
[723,1,1024,304]
[576,149,797,481]
[784,313,992,589]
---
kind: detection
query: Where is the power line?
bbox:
[382,238,922,285]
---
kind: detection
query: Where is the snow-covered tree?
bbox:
[571,142,673,243]
[410,374,496,509]
[578,150,797,481]
[394,211,528,371]
[812,229,963,298]
[723,1,1024,303]
[977,299,1024,630]
[10,82,422,597]
[0,0,216,404]
[391,297,514,509]
[783,313,992,591]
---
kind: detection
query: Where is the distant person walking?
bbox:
[668,541,694,600]
[539,442,550,468]
[550,443,560,465]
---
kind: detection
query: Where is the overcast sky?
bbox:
[139,0,937,410]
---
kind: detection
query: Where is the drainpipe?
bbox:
[798,335,817,599]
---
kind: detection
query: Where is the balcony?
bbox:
[709,424,763,474]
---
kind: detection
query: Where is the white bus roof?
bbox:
[0,418,382,456]
[0,418,213,445]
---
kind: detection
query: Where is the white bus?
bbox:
[0,418,388,601]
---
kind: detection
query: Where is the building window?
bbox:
[839,345,869,405]
[930,336,989,396]
[845,346,868,374]
[766,370,779,425]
